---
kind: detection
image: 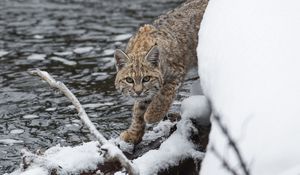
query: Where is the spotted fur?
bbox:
[115,0,208,144]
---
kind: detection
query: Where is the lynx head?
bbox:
[114,45,163,100]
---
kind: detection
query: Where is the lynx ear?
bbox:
[145,45,160,67]
[114,49,129,71]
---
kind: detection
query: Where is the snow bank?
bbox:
[197,0,300,174]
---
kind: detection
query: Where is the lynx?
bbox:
[114,0,208,144]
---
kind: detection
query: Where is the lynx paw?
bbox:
[120,130,144,144]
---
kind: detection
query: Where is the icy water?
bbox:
[0,0,198,173]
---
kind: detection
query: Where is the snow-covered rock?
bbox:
[197,0,300,174]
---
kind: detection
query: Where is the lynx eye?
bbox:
[142,76,151,82]
[125,77,134,83]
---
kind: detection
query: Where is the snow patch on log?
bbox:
[43,141,103,173]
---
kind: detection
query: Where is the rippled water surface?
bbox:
[0,0,198,173]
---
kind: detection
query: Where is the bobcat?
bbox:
[114,0,208,144]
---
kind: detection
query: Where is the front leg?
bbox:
[144,82,179,124]
[120,100,149,144]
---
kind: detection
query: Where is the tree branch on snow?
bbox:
[29,69,138,175]
[211,115,250,175]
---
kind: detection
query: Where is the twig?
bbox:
[213,115,250,175]
[210,145,238,175]
[29,69,139,175]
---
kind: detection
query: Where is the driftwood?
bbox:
[9,69,210,175]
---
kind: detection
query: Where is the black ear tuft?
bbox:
[145,45,160,67]
[114,49,129,71]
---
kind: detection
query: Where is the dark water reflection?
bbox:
[0,0,197,173]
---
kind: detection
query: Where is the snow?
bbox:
[45,107,57,112]
[49,56,77,66]
[23,114,39,119]
[180,95,211,126]
[112,33,132,41]
[197,0,300,174]
[112,137,135,154]
[73,47,93,54]
[33,35,44,39]
[0,139,23,145]
[143,120,175,143]
[10,129,25,134]
[27,54,46,61]
[8,167,48,175]
[9,142,104,175]
[114,171,126,175]
[133,131,204,175]
[43,142,103,173]
[53,51,73,56]
[68,102,114,109]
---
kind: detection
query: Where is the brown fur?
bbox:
[115,0,208,144]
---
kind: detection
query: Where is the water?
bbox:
[0,0,199,173]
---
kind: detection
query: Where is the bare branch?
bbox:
[212,115,250,175]
[210,145,238,175]
[30,69,107,145]
[29,69,138,175]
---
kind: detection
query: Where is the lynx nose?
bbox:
[135,91,142,96]
[134,84,143,96]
